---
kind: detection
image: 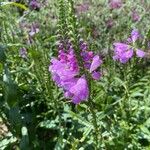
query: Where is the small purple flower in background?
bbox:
[109,0,122,9]
[113,29,145,63]
[27,23,39,45]
[29,23,39,37]
[29,0,40,10]
[75,2,89,13]
[49,41,102,104]
[19,22,40,45]
[131,29,140,43]
[19,47,27,59]
[106,19,114,28]
[147,41,150,49]
[131,10,140,22]
[113,43,133,63]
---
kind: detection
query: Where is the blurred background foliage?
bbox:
[0,0,150,149]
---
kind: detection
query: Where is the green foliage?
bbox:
[0,45,6,63]
[0,0,150,149]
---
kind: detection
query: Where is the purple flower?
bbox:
[126,38,132,44]
[69,77,89,104]
[49,54,79,83]
[19,22,40,45]
[80,40,88,51]
[114,43,129,50]
[90,55,102,73]
[131,10,140,22]
[19,47,27,59]
[29,0,40,10]
[120,49,134,63]
[92,71,101,80]
[49,41,102,104]
[64,91,73,99]
[113,43,133,63]
[29,23,39,37]
[50,54,89,104]
[131,29,140,42]
[113,30,145,63]
[109,0,122,9]
[136,49,145,58]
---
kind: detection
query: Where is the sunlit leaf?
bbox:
[0,2,28,10]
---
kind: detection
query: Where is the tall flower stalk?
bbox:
[49,0,102,147]
[50,0,102,104]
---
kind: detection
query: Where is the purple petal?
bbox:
[119,54,129,63]
[131,11,140,22]
[131,29,140,42]
[51,73,61,85]
[113,55,119,61]
[125,49,134,58]
[64,91,73,99]
[113,43,129,50]
[61,78,78,90]
[136,49,145,58]
[119,49,134,63]
[69,77,89,104]
[90,55,102,73]
[92,71,101,80]
[126,38,132,44]
[109,0,122,9]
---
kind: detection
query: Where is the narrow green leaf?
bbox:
[3,65,18,107]
[0,2,28,10]
[80,126,92,142]
[0,45,6,63]
[20,126,29,150]
[66,110,93,128]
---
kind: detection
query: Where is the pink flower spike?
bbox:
[136,49,145,58]
[90,55,102,73]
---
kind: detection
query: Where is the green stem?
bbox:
[88,99,99,149]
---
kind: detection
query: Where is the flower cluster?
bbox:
[19,22,39,45]
[113,29,145,63]
[49,41,102,104]
[109,0,122,9]
[29,0,41,10]
[131,10,140,22]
